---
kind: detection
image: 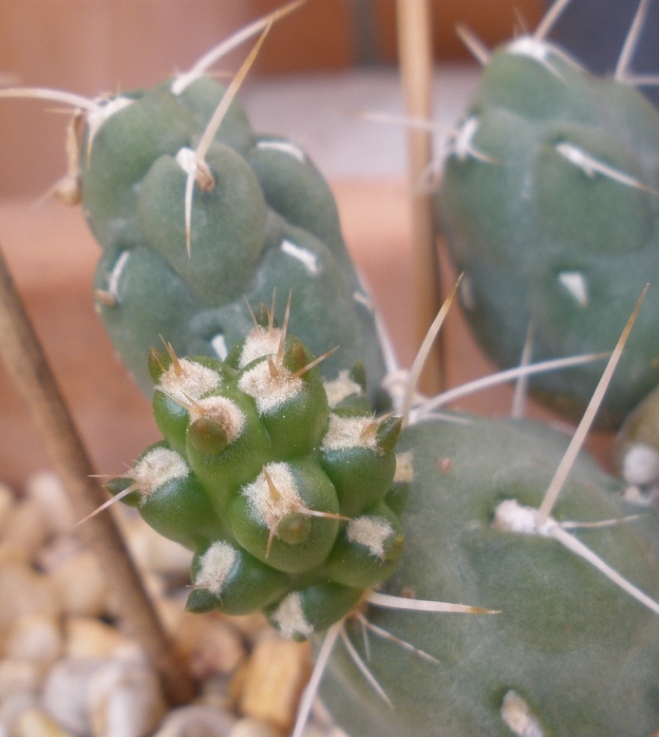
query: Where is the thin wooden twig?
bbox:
[396,0,443,392]
[0,242,196,706]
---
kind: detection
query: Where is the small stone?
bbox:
[64,617,136,660]
[41,657,105,736]
[236,633,311,733]
[0,691,39,737]
[50,551,108,618]
[15,709,72,737]
[88,659,167,737]
[153,705,235,737]
[1,499,50,562]
[175,613,246,679]
[0,563,60,633]
[229,718,281,737]
[25,472,76,535]
[0,658,43,700]
[4,614,62,667]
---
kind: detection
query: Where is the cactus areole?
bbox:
[438,33,659,430]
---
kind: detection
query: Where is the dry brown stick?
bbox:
[0,241,196,706]
[396,0,443,393]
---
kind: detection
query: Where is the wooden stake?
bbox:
[0,242,196,706]
[396,0,443,393]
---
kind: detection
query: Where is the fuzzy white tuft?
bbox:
[347,516,394,559]
[323,371,362,409]
[500,690,546,737]
[238,358,303,414]
[242,462,301,528]
[238,327,281,368]
[321,414,379,452]
[131,448,189,499]
[157,359,222,404]
[394,451,414,484]
[271,592,314,639]
[190,396,246,442]
[195,541,238,596]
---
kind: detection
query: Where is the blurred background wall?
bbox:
[0,0,543,198]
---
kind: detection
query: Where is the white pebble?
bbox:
[64,617,135,661]
[88,659,167,737]
[25,472,76,535]
[153,705,235,737]
[15,709,73,737]
[229,719,280,737]
[50,551,108,618]
[41,657,105,736]
[4,614,62,667]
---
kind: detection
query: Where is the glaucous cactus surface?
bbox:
[320,414,659,737]
[83,68,389,408]
[438,29,659,430]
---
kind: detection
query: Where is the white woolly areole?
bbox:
[238,359,303,414]
[243,462,301,528]
[157,359,222,404]
[321,414,379,452]
[323,371,362,409]
[492,499,554,536]
[271,592,314,639]
[347,516,394,559]
[238,327,281,368]
[622,443,659,486]
[132,447,189,499]
[190,396,246,442]
[194,541,238,596]
[500,690,546,737]
[394,451,414,483]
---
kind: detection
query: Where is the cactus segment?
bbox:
[105,328,403,636]
[320,414,659,737]
[438,29,659,429]
[66,36,389,406]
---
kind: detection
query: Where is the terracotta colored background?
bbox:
[0,0,542,197]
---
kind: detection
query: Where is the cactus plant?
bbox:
[3,2,659,736]
[101,304,405,637]
[437,0,659,430]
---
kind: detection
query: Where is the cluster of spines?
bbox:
[105,304,403,639]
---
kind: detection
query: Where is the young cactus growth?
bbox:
[102,309,404,639]
[438,0,659,429]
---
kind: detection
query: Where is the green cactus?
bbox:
[318,413,659,737]
[0,11,389,410]
[86,64,390,408]
[438,10,659,430]
[5,5,659,736]
[105,315,404,639]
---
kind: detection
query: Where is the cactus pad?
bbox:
[320,414,659,737]
[438,33,659,429]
